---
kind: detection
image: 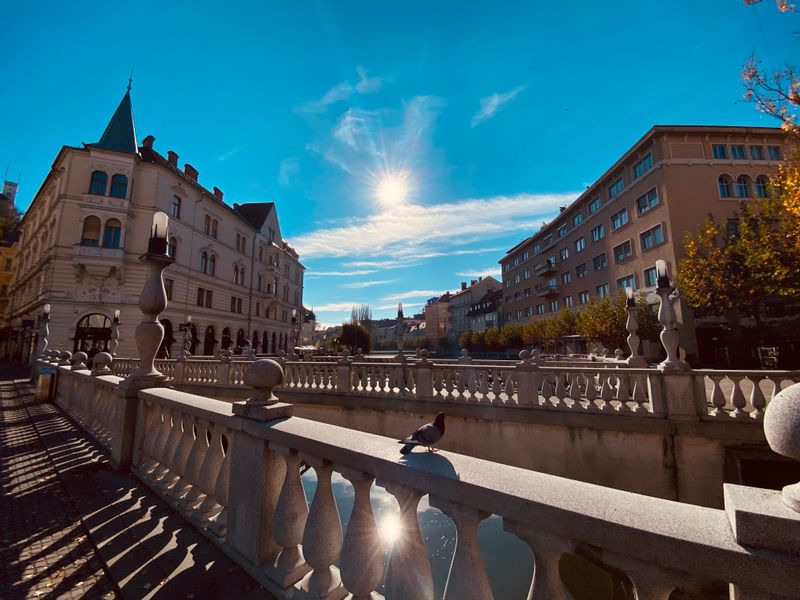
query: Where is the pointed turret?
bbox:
[89,84,138,154]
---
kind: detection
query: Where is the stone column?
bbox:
[335,350,352,394]
[515,350,540,405]
[415,350,433,399]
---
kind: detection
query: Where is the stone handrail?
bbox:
[127,385,799,599]
[692,369,800,421]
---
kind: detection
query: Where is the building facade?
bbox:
[447,277,502,345]
[424,293,451,348]
[499,125,789,362]
[8,87,304,360]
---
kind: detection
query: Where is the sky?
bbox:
[1,1,796,327]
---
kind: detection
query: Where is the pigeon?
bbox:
[399,413,445,455]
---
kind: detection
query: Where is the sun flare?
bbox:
[378,513,403,545]
[375,170,411,207]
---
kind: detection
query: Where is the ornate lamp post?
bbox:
[395,303,406,361]
[291,309,300,353]
[109,309,121,356]
[654,259,685,370]
[179,315,192,355]
[129,212,175,381]
[625,288,646,366]
[37,303,51,358]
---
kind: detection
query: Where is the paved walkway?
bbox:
[0,365,270,599]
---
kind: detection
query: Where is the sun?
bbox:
[375,171,411,207]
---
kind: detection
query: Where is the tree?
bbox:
[575,290,659,350]
[339,322,371,352]
[676,199,800,331]
[350,305,372,326]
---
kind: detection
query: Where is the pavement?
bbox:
[0,364,272,600]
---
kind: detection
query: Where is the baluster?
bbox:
[602,552,676,600]
[616,373,630,412]
[478,369,489,401]
[503,522,570,600]
[313,366,321,388]
[208,432,231,537]
[708,376,726,416]
[492,369,502,401]
[140,402,162,470]
[339,470,383,600]
[166,414,196,498]
[503,371,515,403]
[382,483,434,600]
[194,425,225,522]
[444,370,455,400]
[299,458,345,598]
[554,374,567,407]
[729,376,747,419]
[568,374,581,407]
[540,374,554,405]
[585,373,598,408]
[430,497,493,600]
[270,448,311,587]
[598,375,613,411]
[152,408,180,480]
[749,377,767,419]
[631,376,647,413]
[178,419,210,510]
[155,412,187,488]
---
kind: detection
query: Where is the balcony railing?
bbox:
[534,283,559,297]
[533,259,557,276]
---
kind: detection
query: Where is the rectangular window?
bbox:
[231,296,237,312]
[523,268,531,280]
[516,309,523,319]
[572,212,583,227]
[596,283,610,298]
[574,237,585,253]
[548,299,559,312]
[564,295,574,308]
[578,290,590,305]
[608,177,624,198]
[591,224,605,243]
[237,298,243,313]
[513,257,520,267]
[514,274,521,284]
[593,252,608,271]
[636,188,659,214]
[524,287,531,298]
[611,208,629,230]
[633,153,652,179]
[726,219,740,237]
[640,225,664,250]
[576,263,588,278]
[523,250,529,261]
[712,144,727,160]
[256,302,260,316]
[543,235,553,248]
[504,263,510,272]
[525,306,532,317]
[205,290,212,308]
[536,304,545,315]
[165,278,174,301]
[204,215,211,235]
[749,145,764,160]
[731,145,746,160]
[514,292,521,301]
[559,247,569,260]
[768,146,782,160]
[558,225,568,238]
[644,267,658,287]
[562,271,571,284]
[532,243,540,254]
[588,196,602,214]
[197,288,205,307]
[613,240,633,263]
[616,274,636,290]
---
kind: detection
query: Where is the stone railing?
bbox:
[693,369,800,420]
[43,357,800,599]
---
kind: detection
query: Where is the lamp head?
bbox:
[625,287,635,308]
[187,315,192,324]
[43,303,51,315]
[655,259,670,288]
[148,211,170,255]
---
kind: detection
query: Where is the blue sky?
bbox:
[1,1,795,326]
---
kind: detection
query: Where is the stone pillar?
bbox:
[415,350,433,399]
[515,350,539,405]
[335,350,352,394]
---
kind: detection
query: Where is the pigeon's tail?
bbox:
[400,443,415,455]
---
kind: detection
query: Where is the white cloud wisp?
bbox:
[471,85,527,127]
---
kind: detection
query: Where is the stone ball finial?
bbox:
[58,350,72,365]
[91,352,113,375]
[419,348,429,361]
[341,349,351,359]
[614,348,624,359]
[460,348,469,357]
[243,359,284,406]
[71,352,88,370]
[519,349,531,363]
[764,382,800,512]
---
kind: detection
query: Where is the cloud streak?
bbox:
[278,157,300,186]
[456,266,502,279]
[341,279,395,289]
[299,66,383,113]
[471,85,527,127]
[293,192,576,261]
[381,289,445,302]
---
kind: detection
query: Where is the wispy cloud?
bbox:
[306,269,380,278]
[341,279,395,289]
[278,157,300,187]
[375,301,422,311]
[314,302,364,312]
[456,266,502,279]
[218,144,247,161]
[381,289,446,302]
[299,66,383,113]
[471,85,527,127]
[293,192,576,261]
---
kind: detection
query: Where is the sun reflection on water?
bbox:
[377,513,403,545]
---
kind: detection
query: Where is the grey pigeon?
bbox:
[399,413,445,454]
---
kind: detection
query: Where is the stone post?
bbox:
[174,351,187,383]
[227,360,294,578]
[57,350,72,366]
[515,350,540,405]
[218,352,231,385]
[71,351,88,371]
[335,350,352,394]
[91,352,113,376]
[415,349,433,399]
[654,261,686,371]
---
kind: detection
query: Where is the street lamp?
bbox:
[624,287,645,366]
[654,259,684,369]
[291,308,300,355]
[38,303,51,359]
[109,309,121,356]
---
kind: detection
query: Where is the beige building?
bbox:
[424,292,451,348]
[499,125,789,363]
[0,180,20,332]
[447,277,502,344]
[8,86,304,360]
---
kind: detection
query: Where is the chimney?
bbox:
[142,135,155,149]
[461,282,467,291]
[167,150,179,167]
[213,187,224,202]
[184,164,198,181]
[559,206,566,213]
[470,279,477,286]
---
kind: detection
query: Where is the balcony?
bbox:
[535,283,559,297]
[533,259,557,277]
[73,244,124,263]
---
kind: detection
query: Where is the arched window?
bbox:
[103,218,122,248]
[253,330,260,353]
[171,195,181,219]
[718,175,733,198]
[236,329,245,348]
[208,255,216,276]
[221,327,232,350]
[211,219,218,238]
[80,216,101,247]
[238,268,245,285]
[109,174,128,199]
[200,251,208,273]
[736,175,752,198]
[168,236,177,258]
[755,175,769,198]
[203,325,216,355]
[89,171,108,196]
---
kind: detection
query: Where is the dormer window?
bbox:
[89,171,108,196]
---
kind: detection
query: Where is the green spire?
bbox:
[91,85,138,154]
